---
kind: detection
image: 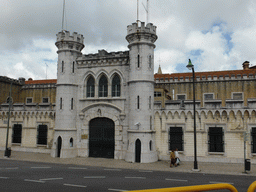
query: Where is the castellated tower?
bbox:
[51,31,84,158]
[125,22,158,163]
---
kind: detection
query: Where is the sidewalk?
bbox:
[0,151,255,176]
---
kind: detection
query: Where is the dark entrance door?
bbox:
[57,136,62,157]
[135,139,141,163]
[89,117,115,158]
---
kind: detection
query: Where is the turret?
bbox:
[125,22,158,163]
[51,31,84,158]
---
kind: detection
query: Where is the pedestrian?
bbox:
[170,149,177,167]
[175,148,180,166]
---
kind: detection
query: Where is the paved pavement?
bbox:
[0,151,255,176]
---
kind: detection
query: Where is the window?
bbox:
[87,76,95,97]
[137,54,140,68]
[99,75,108,97]
[149,140,152,151]
[71,98,74,110]
[150,116,152,130]
[204,93,214,100]
[70,138,73,147]
[154,92,162,97]
[251,128,256,153]
[208,127,224,152]
[12,124,22,144]
[60,98,62,109]
[149,55,152,68]
[169,127,183,151]
[177,95,186,100]
[42,97,49,103]
[61,61,64,72]
[112,75,121,97]
[137,96,140,109]
[149,96,151,109]
[26,98,32,104]
[233,93,243,100]
[72,62,75,73]
[37,125,47,145]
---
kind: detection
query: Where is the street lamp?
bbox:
[186,59,198,171]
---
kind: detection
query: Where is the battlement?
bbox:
[56,31,84,44]
[76,50,129,66]
[0,76,23,85]
[127,22,156,35]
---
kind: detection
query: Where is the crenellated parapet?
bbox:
[76,50,129,67]
[55,31,84,54]
[126,22,157,48]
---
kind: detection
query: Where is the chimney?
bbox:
[243,61,250,70]
[18,77,26,85]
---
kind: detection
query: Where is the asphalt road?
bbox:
[0,159,255,192]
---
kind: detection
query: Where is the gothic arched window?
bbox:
[87,76,95,97]
[99,75,108,97]
[112,74,121,97]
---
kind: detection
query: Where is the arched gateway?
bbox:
[89,117,115,158]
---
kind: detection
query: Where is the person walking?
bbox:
[175,148,180,166]
[170,149,177,167]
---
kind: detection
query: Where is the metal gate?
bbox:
[89,117,115,158]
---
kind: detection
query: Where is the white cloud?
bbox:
[0,0,256,79]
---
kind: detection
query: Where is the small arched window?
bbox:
[137,96,140,109]
[149,55,152,68]
[87,76,95,97]
[112,74,121,97]
[61,61,64,72]
[149,140,152,151]
[137,54,140,68]
[99,75,108,97]
[70,138,73,147]
[71,98,74,110]
[60,98,63,109]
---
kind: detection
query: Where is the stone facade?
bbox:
[1,22,256,164]
[154,64,256,163]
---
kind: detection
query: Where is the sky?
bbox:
[1,0,256,80]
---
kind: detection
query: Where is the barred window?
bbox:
[37,125,47,145]
[12,124,22,144]
[99,75,108,97]
[112,75,121,97]
[169,127,183,151]
[87,76,95,97]
[208,127,224,152]
[251,128,256,153]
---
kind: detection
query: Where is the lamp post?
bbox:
[186,59,198,170]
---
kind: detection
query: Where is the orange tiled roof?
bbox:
[154,69,256,80]
[25,79,57,85]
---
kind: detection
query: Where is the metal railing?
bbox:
[127,183,238,192]
[247,181,256,192]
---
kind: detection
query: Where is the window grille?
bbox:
[208,127,224,152]
[87,76,95,97]
[169,127,183,151]
[12,124,22,144]
[251,128,256,153]
[42,97,49,103]
[99,75,108,97]
[37,125,47,145]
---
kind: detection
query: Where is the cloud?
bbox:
[0,0,256,79]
